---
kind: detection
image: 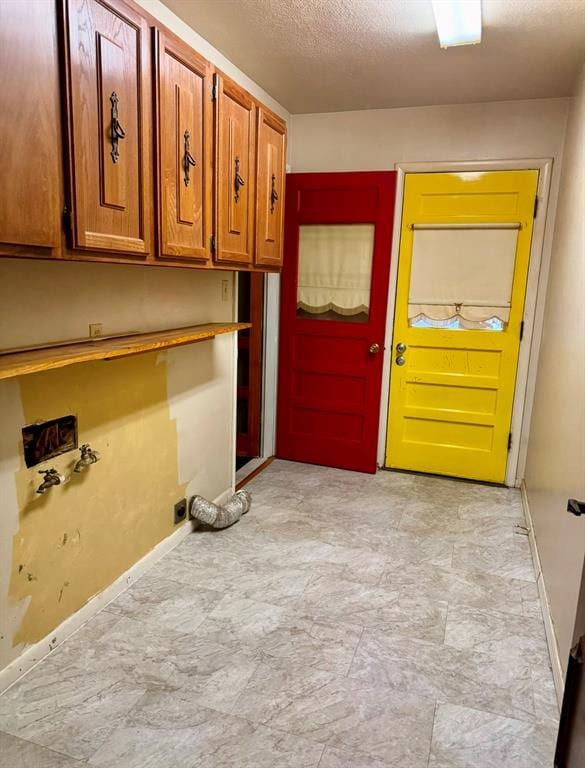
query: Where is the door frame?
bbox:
[377,159,554,487]
[234,271,280,487]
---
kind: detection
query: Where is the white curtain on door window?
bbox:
[408,227,519,325]
[297,224,374,316]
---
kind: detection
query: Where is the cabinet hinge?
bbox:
[508,432,513,451]
[210,234,216,253]
[62,207,72,232]
[520,320,525,341]
[533,195,539,218]
[211,73,218,101]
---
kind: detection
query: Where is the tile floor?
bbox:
[0,461,560,767]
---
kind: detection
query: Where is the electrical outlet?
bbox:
[174,498,187,525]
[89,323,103,338]
[221,280,229,302]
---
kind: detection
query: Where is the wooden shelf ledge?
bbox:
[0,322,251,381]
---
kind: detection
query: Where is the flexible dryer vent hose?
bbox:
[189,490,252,529]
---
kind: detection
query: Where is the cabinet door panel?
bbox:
[156,30,212,261]
[215,75,255,265]
[255,107,286,267]
[64,0,152,255]
[0,0,61,252]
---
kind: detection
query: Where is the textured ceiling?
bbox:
[161,0,585,113]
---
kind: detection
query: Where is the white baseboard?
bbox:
[520,480,565,707]
[0,487,233,695]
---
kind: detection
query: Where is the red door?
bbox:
[277,171,396,473]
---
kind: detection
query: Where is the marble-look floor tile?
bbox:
[165,554,315,607]
[452,536,536,582]
[444,605,549,664]
[303,545,388,585]
[0,655,145,761]
[215,564,314,606]
[428,702,557,768]
[380,561,535,615]
[409,474,520,508]
[399,501,517,546]
[522,586,545,619]
[381,528,454,569]
[105,572,223,633]
[349,630,535,722]
[251,613,363,675]
[0,731,86,768]
[51,615,259,712]
[232,663,435,766]
[255,511,402,552]
[295,574,448,641]
[164,529,387,589]
[195,595,287,649]
[90,691,324,768]
[531,663,560,723]
[457,497,525,522]
[305,487,409,521]
[318,745,393,767]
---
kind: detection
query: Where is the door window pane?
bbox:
[297,224,374,323]
[408,226,519,330]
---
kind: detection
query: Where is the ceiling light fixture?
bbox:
[431,0,482,48]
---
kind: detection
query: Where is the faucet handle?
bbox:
[38,467,59,477]
[36,467,65,494]
[74,443,101,472]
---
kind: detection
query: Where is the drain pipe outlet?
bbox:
[189,490,252,529]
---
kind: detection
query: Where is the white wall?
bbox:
[290,98,568,172]
[524,63,585,677]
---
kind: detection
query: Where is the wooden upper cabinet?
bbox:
[155,29,212,262]
[62,0,152,256]
[255,107,286,268]
[215,74,256,266]
[0,0,62,253]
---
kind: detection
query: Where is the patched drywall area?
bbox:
[166,335,236,502]
[0,260,236,673]
[8,353,185,647]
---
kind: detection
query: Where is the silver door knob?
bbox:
[396,355,406,366]
[396,342,407,353]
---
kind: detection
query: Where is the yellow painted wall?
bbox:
[0,259,236,673]
[9,353,185,645]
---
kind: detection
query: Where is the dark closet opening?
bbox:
[236,272,264,471]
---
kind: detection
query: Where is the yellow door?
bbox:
[386,170,538,483]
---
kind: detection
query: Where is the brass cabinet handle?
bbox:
[234,156,245,203]
[369,343,380,354]
[270,173,279,213]
[109,92,125,164]
[183,129,196,187]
